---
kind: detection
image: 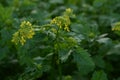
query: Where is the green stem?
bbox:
[50,53,57,80]
[58,58,62,80]
[56,29,62,80]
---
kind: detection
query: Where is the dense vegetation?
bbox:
[0,0,120,80]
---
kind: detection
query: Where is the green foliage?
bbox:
[0,0,120,80]
[91,70,108,80]
[73,47,95,75]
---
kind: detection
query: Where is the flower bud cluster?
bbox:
[12,21,35,45]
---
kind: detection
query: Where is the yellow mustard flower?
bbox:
[112,22,120,31]
[12,21,35,45]
[50,8,74,32]
[50,16,70,32]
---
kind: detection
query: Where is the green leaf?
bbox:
[117,77,120,80]
[93,0,107,7]
[93,55,105,68]
[63,75,72,80]
[73,47,95,75]
[71,23,98,40]
[107,43,120,55]
[0,4,13,23]
[60,50,72,63]
[0,28,12,44]
[49,0,63,4]
[91,70,108,80]
[0,46,9,60]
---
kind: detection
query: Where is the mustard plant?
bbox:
[12,8,76,80]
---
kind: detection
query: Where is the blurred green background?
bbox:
[0,0,120,80]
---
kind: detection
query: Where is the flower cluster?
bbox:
[112,22,120,31]
[12,21,35,45]
[50,8,74,32]
[50,16,70,32]
[63,8,75,17]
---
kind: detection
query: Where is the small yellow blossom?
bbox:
[66,8,72,12]
[51,28,57,33]
[50,8,75,32]
[89,32,95,38]
[50,16,70,32]
[112,22,120,31]
[12,21,35,45]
